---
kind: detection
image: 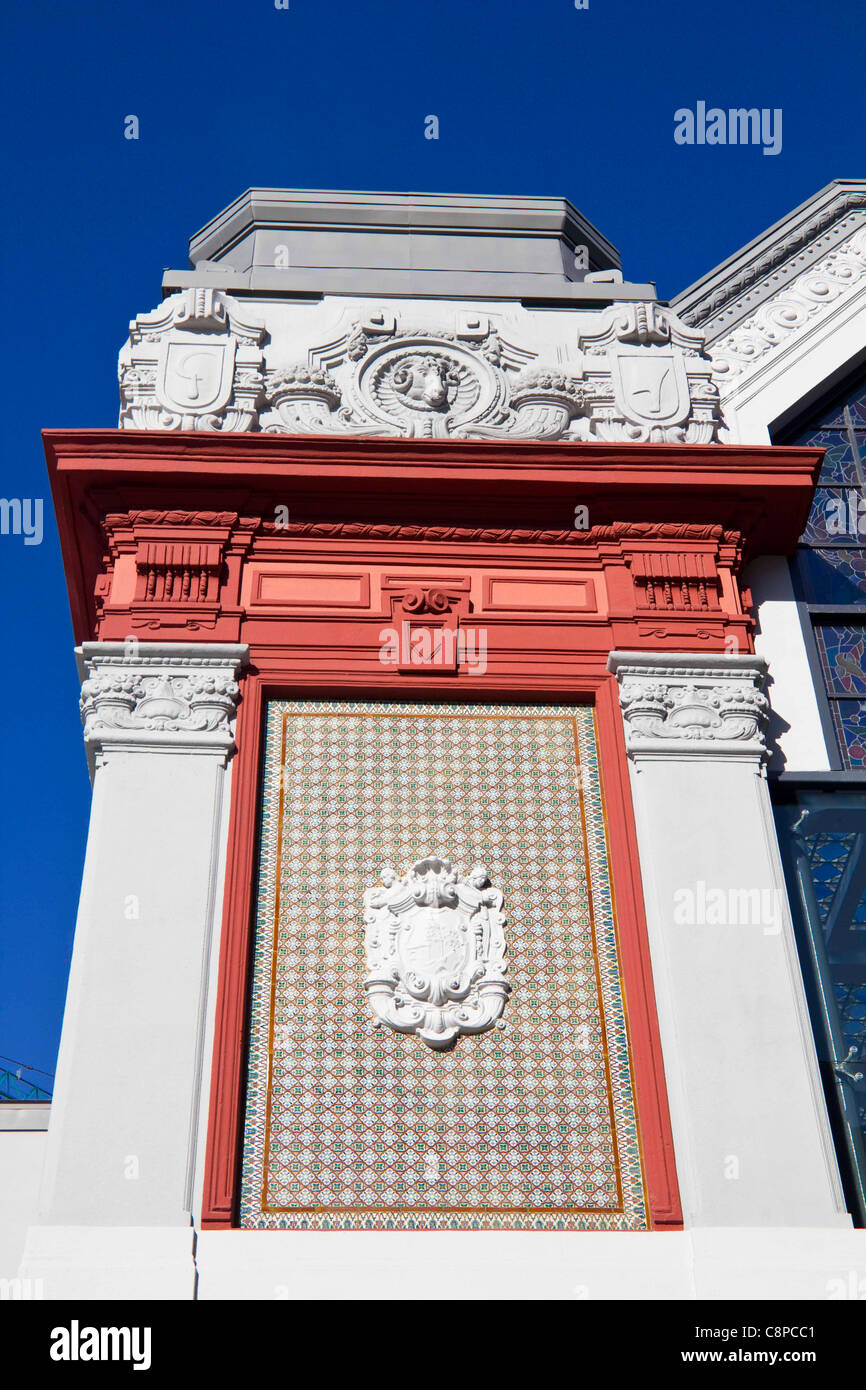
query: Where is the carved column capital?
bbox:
[607,650,769,761]
[77,641,249,766]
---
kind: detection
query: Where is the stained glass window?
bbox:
[809,431,863,486]
[781,368,866,769]
[773,375,866,1222]
[797,549,866,605]
[774,791,866,1225]
[814,625,866,696]
[800,489,866,547]
[834,702,866,769]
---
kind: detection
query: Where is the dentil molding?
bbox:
[77,641,249,765]
[675,184,866,334]
[607,651,769,759]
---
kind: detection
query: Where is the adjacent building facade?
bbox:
[3,183,865,1299]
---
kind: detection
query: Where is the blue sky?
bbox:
[1,0,863,1080]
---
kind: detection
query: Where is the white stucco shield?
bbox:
[156,339,235,414]
[613,348,690,427]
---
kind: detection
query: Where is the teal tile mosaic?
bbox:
[240,700,648,1230]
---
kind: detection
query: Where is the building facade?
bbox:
[4,184,865,1299]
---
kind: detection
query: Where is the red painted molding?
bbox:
[593,678,682,1228]
[201,674,262,1228]
[44,429,820,645]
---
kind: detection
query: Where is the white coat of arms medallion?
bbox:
[363,856,510,1049]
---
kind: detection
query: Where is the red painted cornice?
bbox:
[44,428,821,644]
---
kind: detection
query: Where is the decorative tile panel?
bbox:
[240,700,648,1230]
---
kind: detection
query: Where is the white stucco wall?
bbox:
[192,1227,866,1300]
[0,1106,48,1285]
[747,556,830,773]
[608,653,847,1230]
[18,644,246,1300]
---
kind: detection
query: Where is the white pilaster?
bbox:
[607,651,848,1228]
[21,641,247,1299]
[747,555,831,773]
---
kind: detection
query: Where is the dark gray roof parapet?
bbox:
[161,188,657,304]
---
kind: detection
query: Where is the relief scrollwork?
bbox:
[119,298,730,443]
[80,668,241,743]
[617,676,769,745]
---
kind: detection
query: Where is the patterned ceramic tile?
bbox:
[240,700,648,1230]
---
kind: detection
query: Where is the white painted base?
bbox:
[18,1226,196,1301]
[0,1122,48,1281]
[17,1226,865,1300]
[188,1228,866,1300]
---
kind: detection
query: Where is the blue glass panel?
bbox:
[815,625,866,696]
[833,701,866,768]
[798,549,866,603]
[807,832,857,923]
[802,489,866,544]
[834,982,866,1069]
[773,791,866,1223]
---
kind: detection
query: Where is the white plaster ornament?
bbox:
[119,295,726,442]
[119,288,265,431]
[363,857,510,1050]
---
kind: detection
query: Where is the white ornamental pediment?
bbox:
[363,856,510,1050]
[262,316,553,439]
[118,294,732,442]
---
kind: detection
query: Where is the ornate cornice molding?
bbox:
[607,651,769,760]
[77,641,248,764]
[105,509,250,528]
[707,225,866,387]
[100,511,741,552]
[673,181,866,336]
